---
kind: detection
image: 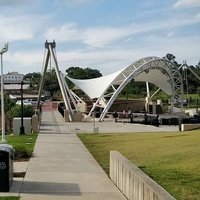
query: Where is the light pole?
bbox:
[0,43,8,143]
[20,81,25,135]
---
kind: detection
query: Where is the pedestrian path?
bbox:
[20,110,126,200]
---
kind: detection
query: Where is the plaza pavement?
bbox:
[0,106,178,199]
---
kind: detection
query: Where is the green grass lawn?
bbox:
[4,134,38,160]
[0,197,20,200]
[78,130,200,200]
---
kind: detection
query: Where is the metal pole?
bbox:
[146,82,150,97]
[0,43,8,143]
[36,48,50,110]
[1,53,6,143]
[48,42,73,121]
[20,81,25,135]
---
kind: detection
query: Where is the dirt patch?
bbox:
[14,172,26,178]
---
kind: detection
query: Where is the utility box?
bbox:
[73,113,83,122]
[13,117,32,135]
[0,144,14,192]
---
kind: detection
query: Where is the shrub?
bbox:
[10,105,34,118]
[14,145,32,161]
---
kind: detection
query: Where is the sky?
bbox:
[0,0,200,75]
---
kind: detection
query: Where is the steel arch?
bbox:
[99,57,183,121]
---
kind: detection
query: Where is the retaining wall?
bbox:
[181,123,200,131]
[110,151,176,200]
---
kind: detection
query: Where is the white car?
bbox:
[25,99,43,106]
[16,100,32,106]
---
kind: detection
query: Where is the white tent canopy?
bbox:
[67,69,124,99]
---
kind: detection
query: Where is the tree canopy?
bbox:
[164,53,200,94]
[65,67,102,90]
[66,67,102,79]
[43,69,60,97]
[24,72,42,90]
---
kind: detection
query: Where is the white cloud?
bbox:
[1,1,199,76]
[54,35,200,75]
[65,0,91,5]
[12,51,43,66]
[0,15,47,42]
[5,50,44,74]
[45,23,80,42]
[4,35,200,75]
[44,24,135,47]
[0,0,30,6]
[173,0,200,8]
[166,32,174,38]
[44,13,200,48]
[54,0,92,7]
[196,12,200,19]
[82,26,134,48]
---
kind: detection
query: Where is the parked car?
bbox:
[16,100,32,106]
[25,99,43,106]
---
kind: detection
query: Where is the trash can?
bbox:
[0,144,14,192]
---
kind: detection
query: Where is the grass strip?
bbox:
[0,197,20,200]
[5,134,38,161]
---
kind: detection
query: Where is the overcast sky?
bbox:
[0,0,200,75]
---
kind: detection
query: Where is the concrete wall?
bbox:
[110,99,145,113]
[181,123,200,131]
[73,113,83,122]
[110,151,176,200]
[13,117,32,135]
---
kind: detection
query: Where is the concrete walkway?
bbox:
[19,110,127,200]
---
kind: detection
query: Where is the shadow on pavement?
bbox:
[21,181,81,196]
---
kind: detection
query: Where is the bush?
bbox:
[14,145,32,161]
[10,105,34,118]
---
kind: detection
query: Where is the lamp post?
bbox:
[0,43,8,143]
[20,81,25,135]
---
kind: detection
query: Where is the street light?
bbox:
[0,43,8,143]
[20,81,25,135]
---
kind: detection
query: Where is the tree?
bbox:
[24,72,42,90]
[66,67,102,79]
[165,53,176,62]
[10,105,34,118]
[65,67,102,88]
[43,69,60,97]
[164,53,200,94]
[164,53,179,66]
[3,93,15,113]
[197,87,200,97]
[1,93,16,131]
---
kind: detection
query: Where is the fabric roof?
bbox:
[67,69,124,99]
[66,57,173,99]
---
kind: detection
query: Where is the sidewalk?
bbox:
[19,110,127,200]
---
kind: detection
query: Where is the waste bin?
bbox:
[0,144,14,192]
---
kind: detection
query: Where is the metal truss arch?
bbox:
[99,57,183,121]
